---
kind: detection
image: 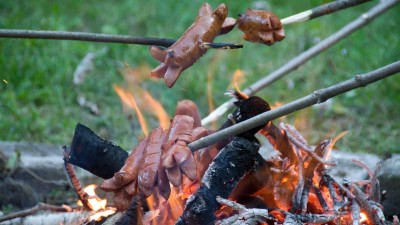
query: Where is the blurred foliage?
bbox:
[0,0,399,154]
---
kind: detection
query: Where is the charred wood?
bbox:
[98,195,145,225]
[311,184,329,211]
[175,136,262,225]
[347,182,385,225]
[67,123,128,179]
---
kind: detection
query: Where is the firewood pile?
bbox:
[1,1,399,224]
[64,95,388,225]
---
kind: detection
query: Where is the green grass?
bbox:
[1,1,399,154]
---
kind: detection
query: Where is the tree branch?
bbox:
[201,0,399,125]
[190,60,400,152]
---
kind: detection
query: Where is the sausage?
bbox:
[137,127,166,197]
[238,9,285,45]
[150,3,229,88]
[101,138,147,191]
[162,115,196,185]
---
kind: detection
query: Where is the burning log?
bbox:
[175,94,271,225]
[67,123,128,179]
[215,196,272,225]
[175,136,263,225]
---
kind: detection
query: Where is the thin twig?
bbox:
[350,200,361,225]
[370,160,382,203]
[216,196,272,225]
[281,0,371,24]
[322,174,342,208]
[352,159,373,178]
[348,182,385,224]
[190,60,400,151]
[312,184,330,212]
[202,0,399,125]
[0,202,73,223]
[63,146,90,210]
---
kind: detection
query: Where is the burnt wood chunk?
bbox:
[67,123,128,179]
[175,136,262,225]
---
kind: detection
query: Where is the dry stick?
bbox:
[351,200,361,225]
[0,202,72,223]
[201,0,399,125]
[311,184,330,211]
[370,160,382,203]
[215,196,271,225]
[322,174,342,208]
[191,60,400,152]
[63,146,91,210]
[348,182,385,225]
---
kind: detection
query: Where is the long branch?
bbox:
[201,0,399,125]
[189,60,400,152]
[0,29,177,47]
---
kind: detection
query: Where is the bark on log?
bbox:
[175,136,262,225]
[67,123,129,179]
[0,211,92,225]
[97,195,145,225]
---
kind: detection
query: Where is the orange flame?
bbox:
[324,130,349,161]
[77,184,116,221]
[168,187,185,220]
[142,90,170,129]
[360,212,368,223]
[89,209,116,222]
[114,85,149,136]
[115,65,171,134]
[227,69,248,98]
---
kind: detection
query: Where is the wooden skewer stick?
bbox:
[281,0,372,25]
[191,60,400,152]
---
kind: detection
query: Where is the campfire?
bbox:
[58,72,387,225]
[1,1,399,224]
[58,95,387,225]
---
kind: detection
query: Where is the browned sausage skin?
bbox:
[149,3,232,88]
[238,9,285,45]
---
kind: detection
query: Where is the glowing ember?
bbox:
[76,185,106,211]
[76,184,116,221]
[89,209,116,222]
[360,212,368,223]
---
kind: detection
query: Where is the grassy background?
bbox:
[1,0,399,155]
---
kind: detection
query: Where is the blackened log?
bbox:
[67,123,128,179]
[112,195,145,225]
[175,136,262,225]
